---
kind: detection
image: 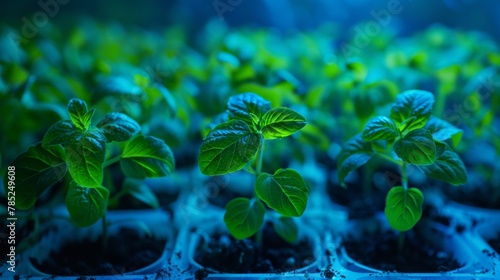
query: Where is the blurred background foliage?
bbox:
[1,0,499,194]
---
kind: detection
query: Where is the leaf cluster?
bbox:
[5,99,174,227]
[199,93,307,242]
[337,90,467,231]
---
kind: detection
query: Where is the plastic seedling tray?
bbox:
[166,207,327,279]
[4,191,500,280]
[10,208,173,279]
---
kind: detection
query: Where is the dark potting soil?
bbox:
[194,223,315,273]
[342,227,462,272]
[443,183,500,209]
[31,228,166,276]
[486,233,500,256]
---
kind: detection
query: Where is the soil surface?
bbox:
[486,233,500,255]
[443,183,500,209]
[194,223,315,273]
[31,228,166,275]
[342,226,462,272]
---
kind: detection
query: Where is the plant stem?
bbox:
[253,140,265,246]
[398,231,405,253]
[103,155,121,168]
[101,214,108,252]
[399,163,409,252]
[256,140,265,175]
[255,222,263,245]
[401,162,408,191]
[376,153,403,166]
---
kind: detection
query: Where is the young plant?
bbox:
[337,90,467,232]
[5,98,174,235]
[198,93,308,243]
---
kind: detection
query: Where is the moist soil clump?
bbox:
[194,223,315,273]
[343,227,462,272]
[32,228,165,275]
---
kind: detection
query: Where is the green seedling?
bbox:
[5,98,174,247]
[198,93,308,243]
[337,90,467,233]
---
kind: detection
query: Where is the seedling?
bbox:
[337,90,467,233]
[198,93,308,243]
[5,98,174,247]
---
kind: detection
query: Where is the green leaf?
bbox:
[418,150,467,186]
[66,182,109,227]
[434,140,446,158]
[224,198,265,240]
[81,110,95,130]
[96,112,140,142]
[68,98,90,131]
[394,129,436,165]
[199,120,262,175]
[255,169,308,217]
[227,93,271,125]
[261,107,306,139]
[273,217,298,243]
[120,135,175,179]
[398,116,417,133]
[424,117,463,147]
[42,120,77,146]
[4,144,66,209]
[65,129,106,188]
[121,178,159,209]
[337,133,374,185]
[390,90,434,131]
[362,116,399,141]
[384,187,423,232]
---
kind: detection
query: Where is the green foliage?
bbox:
[199,93,307,242]
[338,90,467,232]
[199,120,262,175]
[384,187,423,232]
[3,144,66,209]
[120,135,175,179]
[121,179,159,209]
[65,128,106,188]
[390,90,434,132]
[418,148,468,186]
[227,93,271,125]
[337,133,374,186]
[261,108,307,139]
[424,117,463,147]
[362,116,399,142]
[256,169,309,217]
[96,113,141,142]
[394,129,436,165]
[223,198,266,240]
[68,99,93,131]
[66,182,109,227]
[273,217,298,244]
[6,98,174,227]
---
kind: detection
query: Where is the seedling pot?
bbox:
[320,212,497,279]
[18,208,173,278]
[167,208,324,279]
[458,211,500,276]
